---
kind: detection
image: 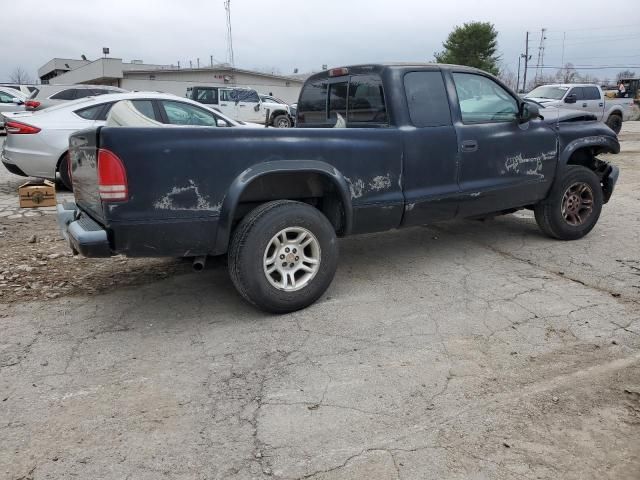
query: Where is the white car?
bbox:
[1,92,257,190]
[0,87,27,133]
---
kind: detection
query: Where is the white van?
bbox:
[186,86,292,127]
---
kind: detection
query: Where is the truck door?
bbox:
[566,87,585,111]
[582,86,605,119]
[218,88,238,120]
[401,70,460,226]
[449,71,557,217]
[234,89,262,123]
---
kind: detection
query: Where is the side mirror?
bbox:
[519,102,540,124]
[12,98,24,105]
[216,119,228,127]
[564,94,577,104]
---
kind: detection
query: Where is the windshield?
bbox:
[525,86,569,100]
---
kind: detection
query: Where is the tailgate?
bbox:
[69,127,106,223]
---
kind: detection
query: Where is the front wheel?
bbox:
[534,166,603,240]
[606,114,622,134]
[272,114,292,128]
[228,200,338,313]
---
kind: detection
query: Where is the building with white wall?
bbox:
[38,58,305,103]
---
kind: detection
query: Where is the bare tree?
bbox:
[9,66,34,84]
[556,63,578,83]
[616,70,635,81]
[498,69,518,91]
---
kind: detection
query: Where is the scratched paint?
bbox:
[154,180,222,212]
[504,150,555,178]
[369,174,392,191]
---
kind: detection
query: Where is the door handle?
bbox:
[239,105,246,107]
[220,103,228,106]
[582,103,587,108]
[599,102,604,107]
[460,140,478,153]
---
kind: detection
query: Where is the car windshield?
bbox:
[525,86,569,100]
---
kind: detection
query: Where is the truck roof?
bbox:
[305,63,485,82]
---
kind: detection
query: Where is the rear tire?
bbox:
[272,114,292,128]
[606,113,622,134]
[534,166,603,240]
[58,153,73,191]
[228,200,338,313]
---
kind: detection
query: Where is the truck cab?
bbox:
[186,86,292,127]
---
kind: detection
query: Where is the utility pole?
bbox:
[522,31,530,93]
[224,0,235,66]
[534,28,547,85]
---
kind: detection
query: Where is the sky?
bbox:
[1,0,639,84]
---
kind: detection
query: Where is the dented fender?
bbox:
[214,160,354,254]
[559,135,620,166]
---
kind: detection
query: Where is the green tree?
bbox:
[435,22,500,75]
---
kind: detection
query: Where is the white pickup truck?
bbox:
[525,84,629,134]
[186,86,292,127]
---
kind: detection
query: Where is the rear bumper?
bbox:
[2,158,28,177]
[57,202,112,257]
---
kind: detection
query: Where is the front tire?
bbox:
[272,114,292,128]
[228,200,338,313]
[606,114,622,134]
[534,166,603,240]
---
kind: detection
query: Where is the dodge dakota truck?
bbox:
[58,64,620,313]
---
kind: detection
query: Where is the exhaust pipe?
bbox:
[192,256,207,272]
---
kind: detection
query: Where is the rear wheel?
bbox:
[272,114,292,128]
[606,113,622,134]
[228,200,338,313]
[534,166,603,240]
[57,152,73,191]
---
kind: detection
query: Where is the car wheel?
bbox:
[605,114,622,134]
[272,114,291,128]
[58,152,73,191]
[228,200,338,313]
[534,166,603,240]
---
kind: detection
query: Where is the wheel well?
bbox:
[234,172,346,234]
[566,147,612,181]
[55,151,68,173]
[269,110,288,121]
[607,111,622,121]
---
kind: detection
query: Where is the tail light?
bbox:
[5,121,41,134]
[97,149,128,201]
[25,100,41,110]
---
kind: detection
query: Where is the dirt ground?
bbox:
[1,125,640,479]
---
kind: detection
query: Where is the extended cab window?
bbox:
[452,73,518,123]
[404,71,451,127]
[234,89,259,103]
[298,80,328,124]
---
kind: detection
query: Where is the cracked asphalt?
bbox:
[2,124,640,479]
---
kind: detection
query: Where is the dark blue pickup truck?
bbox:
[58,64,620,312]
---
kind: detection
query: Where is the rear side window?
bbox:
[347,75,387,124]
[233,89,260,103]
[161,100,217,126]
[28,88,40,99]
[50,89,77,100]
[404,71,451,127]
[131,100,157,120]
[298,80,328,124]
[74,104,103,120]
[195,88,218,105]
[583,86,601,100]
[568,87,584,100]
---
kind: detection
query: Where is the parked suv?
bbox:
[25,84,126,111]
[186,86,292,127]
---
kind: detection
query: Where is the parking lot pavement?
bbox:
[0,137,73,219]
[1,125,640,479]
